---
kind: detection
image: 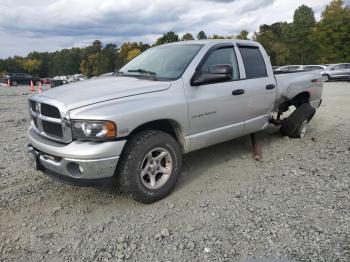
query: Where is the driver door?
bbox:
[186,45,247,151]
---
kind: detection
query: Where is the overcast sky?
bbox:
[0,0,343,58]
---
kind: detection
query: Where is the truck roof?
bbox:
[162,39,261,47]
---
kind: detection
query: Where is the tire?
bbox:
[117,130,182,204]
[322,74,330,82]
[12,81,18,86]
[280,103,316,138]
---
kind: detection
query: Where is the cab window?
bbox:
[238,46,268,78]
[200,47,239,80]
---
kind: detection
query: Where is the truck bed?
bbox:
[274,70,323,108]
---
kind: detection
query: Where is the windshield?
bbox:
[119,44,203,81]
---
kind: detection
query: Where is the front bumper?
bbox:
[27,126,126,186]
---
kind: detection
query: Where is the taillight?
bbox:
[311,79,321,84]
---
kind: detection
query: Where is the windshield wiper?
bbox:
[128,69,157,76]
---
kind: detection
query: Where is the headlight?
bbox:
[72,120,117,141]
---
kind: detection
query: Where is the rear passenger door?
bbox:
[237,44,276,134]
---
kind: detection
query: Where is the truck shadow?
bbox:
[175,125,282,191]
[89,126,286,201]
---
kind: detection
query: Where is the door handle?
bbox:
[232,89,245,95]
[266,84,275,90]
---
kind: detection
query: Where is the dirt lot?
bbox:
[0,82,349,262]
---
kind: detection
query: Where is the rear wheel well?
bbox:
[279,92,310,113]
[291,92,310,107]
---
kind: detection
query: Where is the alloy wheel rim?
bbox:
[140,147,173,190]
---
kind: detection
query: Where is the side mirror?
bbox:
[191,64,233,86]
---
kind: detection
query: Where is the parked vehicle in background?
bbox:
[100,72,116,77]
[301,65,326,71]
[50,79,65,88]
[275,65,326,73]
[52,74,87,84]
[53,76,69,84]
[27,40,323,203]
[321,63,350,81]
[41,78,51,85]
[4,73,41,86]
[275,65,302,72]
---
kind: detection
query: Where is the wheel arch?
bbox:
[278,91,311,114]
[128,119,186,152]
[290,92,310,107]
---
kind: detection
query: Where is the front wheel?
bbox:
[322,74,330,82]
[117,130,182,204]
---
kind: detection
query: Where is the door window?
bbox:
[303,66,323,71]
[238,46,268,78]
[200,47,239,80]
[333,64,346,70]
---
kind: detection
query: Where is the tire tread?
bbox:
[280,103,316,138]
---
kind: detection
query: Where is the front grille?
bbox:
[28,98,72,143]
[41,103,60,118]
[33,116,38,128]
[30,100,36,112]
[42,121,63,138]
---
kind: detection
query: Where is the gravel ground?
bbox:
[0,82,349,262]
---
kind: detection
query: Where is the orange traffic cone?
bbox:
[30,80,35,92]
[38,82,43,93]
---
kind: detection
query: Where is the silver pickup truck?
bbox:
[27,40,323,203]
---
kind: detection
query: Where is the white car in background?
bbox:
[275,65,326,72]
[301,65,326,71]
[275,65,303,72]
[321,63,350,81]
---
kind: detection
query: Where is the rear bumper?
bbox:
[27,126,126,185]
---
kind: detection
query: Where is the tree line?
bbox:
[0,0,349,78]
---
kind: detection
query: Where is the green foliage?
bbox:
[0,1,349,76]
[236,30,249,40]
[254,22,290,65]
[314,0,350,63]
[196,31,207,40]
[155,32,179,45]
[127,49,141,62]
[289,5,317,64]
[181,33,195,41]
[210,34,225,39]
[21,59,42,74]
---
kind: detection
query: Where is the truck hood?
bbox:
[37,76,172,110]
